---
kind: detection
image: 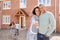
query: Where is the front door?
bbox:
[19,16,26,30]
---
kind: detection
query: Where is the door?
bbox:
[19,16,26,30]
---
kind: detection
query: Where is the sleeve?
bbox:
[30,16,37,34]
[46,13,56,36]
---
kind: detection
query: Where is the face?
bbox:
[39,5,45,13]
[35,8,40,16]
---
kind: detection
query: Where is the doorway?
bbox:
[19,16,26,30]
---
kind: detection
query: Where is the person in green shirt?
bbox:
[37,4,56,40]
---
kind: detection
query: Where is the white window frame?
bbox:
[20,0,26,8]
[2,15,10,24]
[38,0,51,6]
[3,1,11,10]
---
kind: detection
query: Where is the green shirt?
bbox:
[39,11,56,36]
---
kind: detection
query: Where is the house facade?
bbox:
[0,0,60,32]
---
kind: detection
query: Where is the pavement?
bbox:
[0,29,60,40]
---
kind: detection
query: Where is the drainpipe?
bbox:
[55,0,56,33]
[0,1,3,29]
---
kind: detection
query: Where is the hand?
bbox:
[45,34,48,37]
[48,25,51,30]
[33,22,39,28]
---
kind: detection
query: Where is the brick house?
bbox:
[0,0,60,32]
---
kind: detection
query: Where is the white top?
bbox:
[30,15,39,34]
[15,24,19,29]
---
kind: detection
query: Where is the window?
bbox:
[20,0,26,8]
[38,0,51,6]
[3,1,11,9]
[2,15,10,24]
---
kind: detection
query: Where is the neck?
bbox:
[41,10,46,14]
[36,15,39,17]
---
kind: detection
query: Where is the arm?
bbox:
[30,16,35,33]
[46,13,56,36]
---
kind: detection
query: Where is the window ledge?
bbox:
[3,8,11,10]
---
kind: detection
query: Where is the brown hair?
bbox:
[9,21,15,26]
[32,6,40,15]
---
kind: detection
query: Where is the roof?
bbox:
[14,9,29,17]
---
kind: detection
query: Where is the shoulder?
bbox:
[46,11,54,18]
[32,15,36,18]
[30,15,36,22]
[46,11,52,14]
[15,24,18,25]
[46,11,54,16]
[31,15,36,19]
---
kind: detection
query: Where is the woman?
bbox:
[27,6,40,40]
[9,22,15,36]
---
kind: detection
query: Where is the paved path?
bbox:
[0,29,27,40]
[0,29,60,40]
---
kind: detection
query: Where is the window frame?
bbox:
[3,1,11,10]
[20,0,26,8]
[38,0,51,6]
[2,15,10,24]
